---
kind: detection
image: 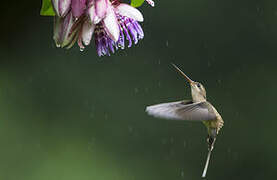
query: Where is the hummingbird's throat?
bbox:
[191,90,206,102]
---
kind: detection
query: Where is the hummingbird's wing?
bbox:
[146,101,216,121]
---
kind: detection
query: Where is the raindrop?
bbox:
[233,152,239,161]
[170,137,174,144]
[181,170,185,178]
[88,137,96,151]
[236,66,241,74]
[128,126,133,133]
[134,88,139,94]
[44,67,49,73]
[41,87,46,94]
[80,47,85,52]
[257,6,263,15]
[158,81,161,87]
[144,87,149,93]
[207,61,211,67]
[28,77,33,83]
[36,143,41,149]
[89,112,95,119]
[118,44,124,49]
[227,148,231,153]
[56,43,61,48]
[166,40,169,47]
[169,148,175,156]
[84,100,89,107]
[161,138,167,145]
[183,140,187,148]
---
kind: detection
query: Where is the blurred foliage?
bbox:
[131,0,145,7]
[1,0,277,180]
[40,0,55,16]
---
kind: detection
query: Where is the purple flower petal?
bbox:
[131,19,144,39]
[94,24,117,56]
[126,20,138,44]
[71,0,87,18]
[122,23,132,48]
[108,38,115,53]
[117,28,125,49]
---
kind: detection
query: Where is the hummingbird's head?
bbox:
[190,81,207,102]
[171,63,207,102]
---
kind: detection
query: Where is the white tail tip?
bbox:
[202,150,212,178]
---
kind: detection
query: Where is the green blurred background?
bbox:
[1,0,277,179]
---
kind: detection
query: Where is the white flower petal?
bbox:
[88,5,96,23]
[93,16,101,24]
[103,9,119,42]
[59,0,71,17]
[82,21,95,46]
[52,0,60,16]
[116,4,143,22]
[95,0,108,19]
[88,3,104,24]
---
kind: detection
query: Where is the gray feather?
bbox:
[146,100,216,121]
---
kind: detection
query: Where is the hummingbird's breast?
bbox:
[206,102,224,134]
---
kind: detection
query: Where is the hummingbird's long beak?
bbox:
[171,63,194,84]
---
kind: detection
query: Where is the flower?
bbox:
[51,0,71,17]
[146,0,155,7]
[51,0,154,56]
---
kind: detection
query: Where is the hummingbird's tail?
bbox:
[202,135,216,178]
[202,149,212,178]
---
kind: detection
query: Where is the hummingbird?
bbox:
[145,64,224,178]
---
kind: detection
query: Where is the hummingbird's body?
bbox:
[146,64,224,178]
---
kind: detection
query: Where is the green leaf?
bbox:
[131,0,145,7]
[40,0,56,16]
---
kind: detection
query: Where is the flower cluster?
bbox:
[52,0,154,56]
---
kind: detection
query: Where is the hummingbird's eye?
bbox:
[197,83,201,88]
